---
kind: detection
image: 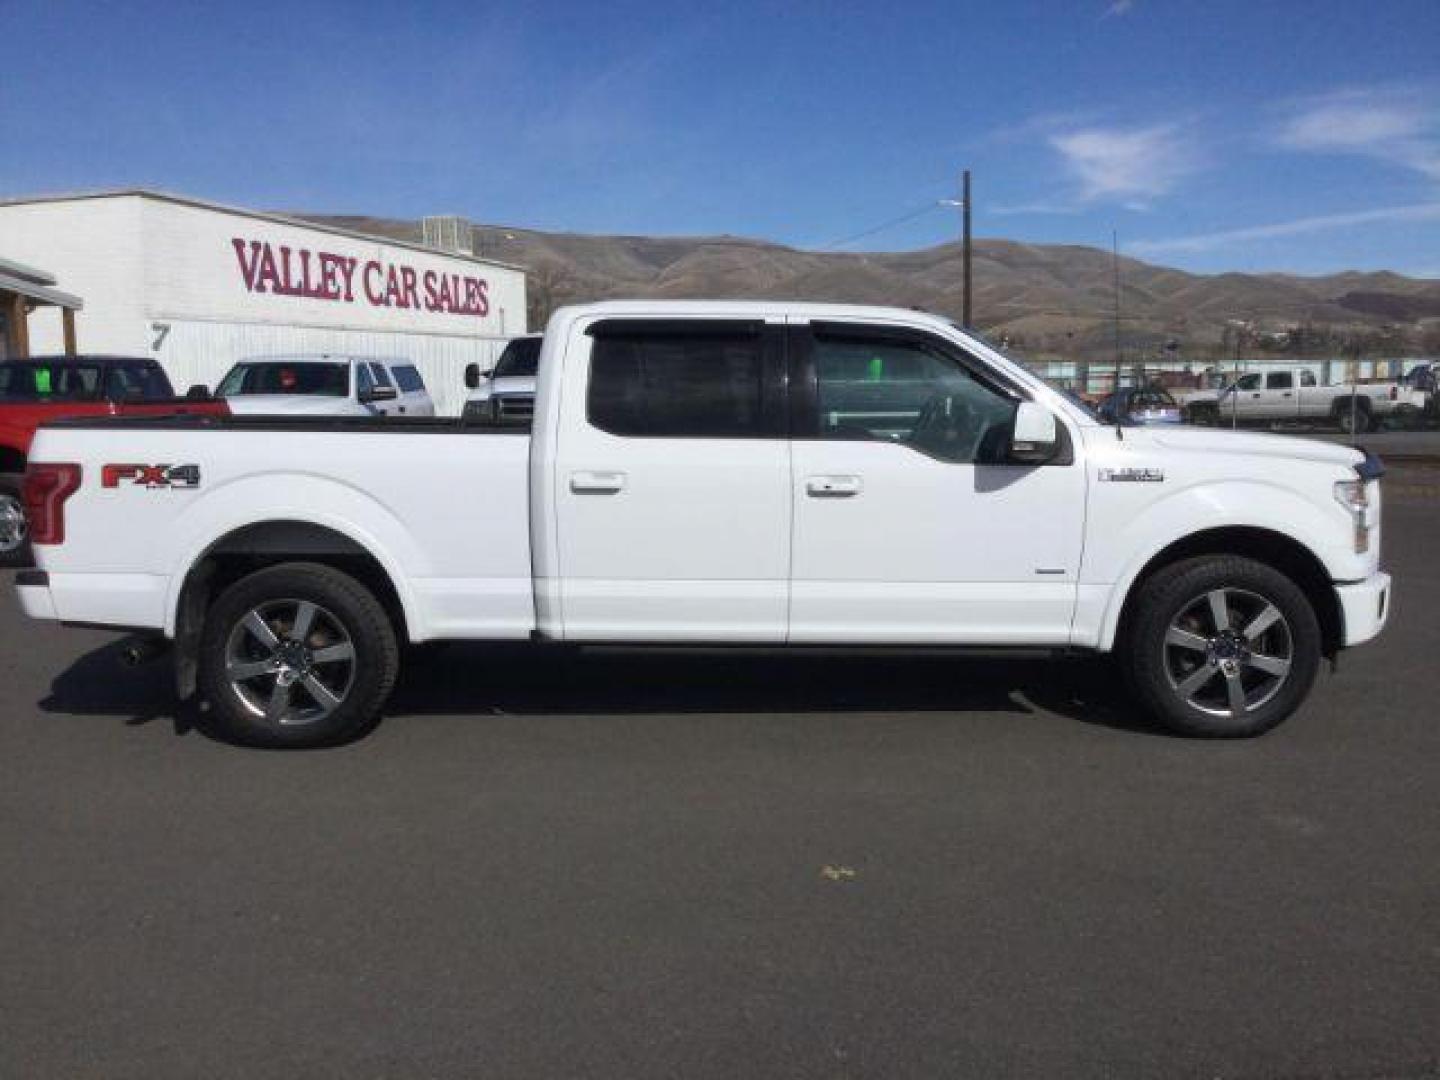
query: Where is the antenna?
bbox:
[1112,230,1124,440]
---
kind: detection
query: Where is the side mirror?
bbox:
[186,384,211,399]
[464,363,481,390]
[359,385,398,404]
[1011,401,1058,464]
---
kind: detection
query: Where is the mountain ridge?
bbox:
[298,214,1440,360]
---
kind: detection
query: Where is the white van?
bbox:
[216,355,435,417]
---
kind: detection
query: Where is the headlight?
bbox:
[1334,479,1371,553]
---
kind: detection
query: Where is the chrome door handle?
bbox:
[806,475,862,498]
[570,471,627,494]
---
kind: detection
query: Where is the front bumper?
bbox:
[1336,571,1391,647]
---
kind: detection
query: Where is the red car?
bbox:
[1,355,228,566]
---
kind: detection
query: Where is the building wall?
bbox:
[0,194,528,414]
[0,197,149,355]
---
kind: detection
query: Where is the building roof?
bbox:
[0,254,83,310]
[0,188,525,274]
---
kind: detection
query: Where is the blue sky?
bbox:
[2,0,1438,276]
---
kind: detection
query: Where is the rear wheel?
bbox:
[1185,403,1217,426]
[0,475,30,569]
[1333,400,1372,435]
[198,563,399,747]
[1122,555,1321,737]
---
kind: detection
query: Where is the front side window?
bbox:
[355,362,374,396]
[369,363,394,388]
[108,364,171,401]
[1235,374,1262,391]
[809,330,1016,464]
[588,327,771,437]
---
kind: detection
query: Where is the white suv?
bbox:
[216,355,435,417]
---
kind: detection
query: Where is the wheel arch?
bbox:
[1106,526,1343,659]
[0,442,27,476]
[170,520,414,700]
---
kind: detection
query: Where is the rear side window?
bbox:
[587,325,774,438]
[393,365,425,393]
[1266,372,1293,390]
[1300,370,1317,387]
[0,363,100,401]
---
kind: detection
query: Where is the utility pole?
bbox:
[962,170,973,329]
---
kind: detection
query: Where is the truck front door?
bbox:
[786,320,1085,644]
[553,318,791,641]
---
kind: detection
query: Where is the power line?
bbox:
[819,202,944,251]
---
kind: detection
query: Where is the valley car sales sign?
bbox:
[230,238,491,317]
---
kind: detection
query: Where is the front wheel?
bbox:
[198,562,399,747]
[0,475,31,568]
[1121,555,1321,737]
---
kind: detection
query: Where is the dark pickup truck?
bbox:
[1,355,227,565]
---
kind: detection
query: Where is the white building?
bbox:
[0,190,527,415]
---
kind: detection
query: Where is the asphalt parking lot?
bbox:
[2,473,1438,1079]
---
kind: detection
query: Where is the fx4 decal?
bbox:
[101,464,202,490]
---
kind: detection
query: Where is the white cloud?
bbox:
[1127,202,1440,256]
[1277,87,1440,181]
[1103,0,1135,16]
[1049,123,1197,204]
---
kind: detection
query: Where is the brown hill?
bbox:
[301,215,1440,361]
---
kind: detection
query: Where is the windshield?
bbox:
[218,362,350,397]
[0,362,102,401]
[493,338,541,379]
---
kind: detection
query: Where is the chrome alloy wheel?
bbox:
[1163,587,1294,720]
[224,600,357,726]
[0,491,26,554]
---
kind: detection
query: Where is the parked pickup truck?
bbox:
[1183,367,1427,433]
[1,355,227,566]
[16,302,1390,747]
[462,333,541,423]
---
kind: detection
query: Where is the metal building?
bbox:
[0,191,527,414]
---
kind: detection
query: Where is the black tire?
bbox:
[0,475,31,569]
[1185,403,1217,426]
[1120,555,1321,738]
[1333,400,1371,435]
[197,562,399,748]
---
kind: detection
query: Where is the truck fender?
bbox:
[1086,480,1345,652]
[160,474,425,642]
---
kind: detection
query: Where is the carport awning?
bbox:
[0,268,83,311]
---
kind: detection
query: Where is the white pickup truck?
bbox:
[15,302,1390,747]
[1183,366,1427,433]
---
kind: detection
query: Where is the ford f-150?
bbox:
[15,302,1390,746]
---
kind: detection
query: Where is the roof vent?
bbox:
[422,216,474,254]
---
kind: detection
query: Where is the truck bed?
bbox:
[27,414,536,641]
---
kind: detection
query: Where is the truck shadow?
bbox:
[39,638,1166,739]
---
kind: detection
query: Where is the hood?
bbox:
[1146,426,1363,469]
[223,395,362,416]
[488,375,537,397]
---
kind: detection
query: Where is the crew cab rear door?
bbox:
[785,318,1085,644]
[552,317,791,641]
